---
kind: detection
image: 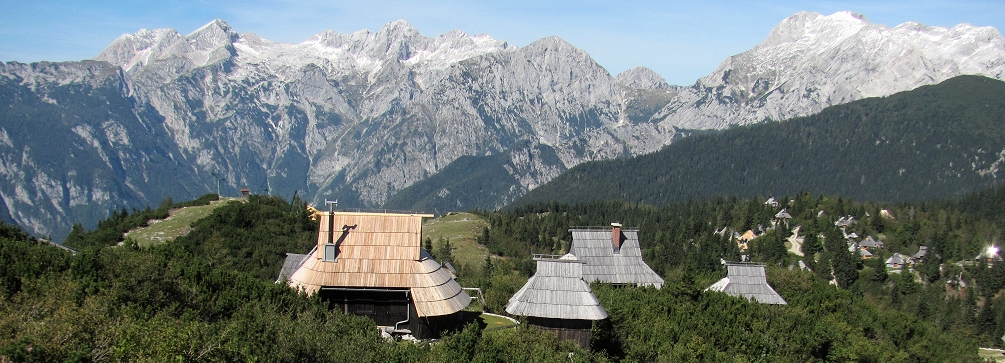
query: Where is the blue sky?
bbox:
[2,1,1002,86]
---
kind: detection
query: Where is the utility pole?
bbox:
[211,171,226,196]
[325,199,338,213]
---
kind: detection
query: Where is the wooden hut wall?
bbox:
[528,317,593,348]
[317,288,464,339]
[318,288,410,327]
[414,312,471,339]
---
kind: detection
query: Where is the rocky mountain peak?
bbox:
[758,11,869,50]
[186,19,239,51]
[615,66,670,90]
[94,28,182,69]
[521,37,605,74]
[653,11,1005,131]
[94,19,241,72]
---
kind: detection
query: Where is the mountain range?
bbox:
[1,11,1003,240]
[513,75,1005,208]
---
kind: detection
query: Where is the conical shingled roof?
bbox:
[506,254,608,320]
[286,211,470,317]
[706,263,787,305]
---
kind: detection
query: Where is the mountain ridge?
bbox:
[512,75,1005,208]
[2,12,1004,239]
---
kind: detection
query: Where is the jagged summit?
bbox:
[95,19,241,71]
[758,11,869,48]
[652,11,1005,130]
[615,66,669,90]
[524,36,582,53]
[98,19,512,77]
[189,19,236,37]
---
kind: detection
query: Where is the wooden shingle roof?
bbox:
[285,211,470,317]
[570,228,664,288]
[505,254,608,320]
[705,263,787,305]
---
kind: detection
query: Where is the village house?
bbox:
[737,230,758,251]
[886,253,908,269]
[764,197,780,208]
[774,208,792,228]
[506,254,608,348]
[278,211,470,339]
[705,262,787,305]
[569,223,664,288]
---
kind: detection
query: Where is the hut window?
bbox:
[323,243,338,262]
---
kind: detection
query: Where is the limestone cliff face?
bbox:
[2,12,1004,239]
[653,11,1005,130]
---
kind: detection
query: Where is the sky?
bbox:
[2,1,1003,86]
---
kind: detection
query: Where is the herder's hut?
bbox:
[506,254,608,348]
[886,253,907,269]
[705,262,787,305]
[569,223,664,288]
[280,211,470,339]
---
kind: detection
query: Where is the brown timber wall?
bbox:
[528,317,593,349]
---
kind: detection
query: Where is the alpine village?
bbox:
[8,10,1005,363]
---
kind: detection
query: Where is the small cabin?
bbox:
[569,223,664,288]
[506,254,608,348]
[886,253,907,269]
[279,211,470,339]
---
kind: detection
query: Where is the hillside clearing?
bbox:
[421,212,491,270]
[125,197,241,247]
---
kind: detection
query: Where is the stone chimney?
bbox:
[611,222,622,250]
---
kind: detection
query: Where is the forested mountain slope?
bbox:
[515,75,1005,207]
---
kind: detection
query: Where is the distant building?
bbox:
[859,236,884,249]
[737,230,757,251]
[858,248,873,259]
[978,246,1002,264]
[886,253,908,269]
[774,209,793,228]
[765,197,780,208]
[835,216,856,228]
[506,254,608,348]
[279,211,470,339]
[909,246,929,265]
[705,262,787,305]
[569,223,664,288]
[240,188,250,197]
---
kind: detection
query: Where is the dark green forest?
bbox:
[515,75,1005,208]
[8,185,1005,360]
